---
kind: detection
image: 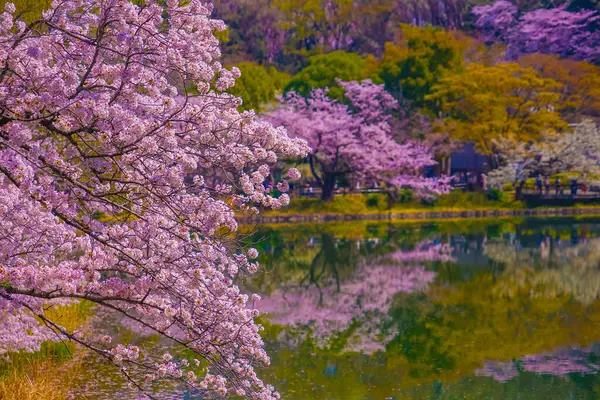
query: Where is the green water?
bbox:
[71,217,600,399]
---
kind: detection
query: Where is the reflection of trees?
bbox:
[260,263,435,352]
[383,271,600,385]
[247,225,401,294]
[247,221,459,293]
[475,361,519,382]
[378,220,600,387]
[250,219,600,399]
[257,239,448,352]
[522,347,600,377]
[485,236,600,304]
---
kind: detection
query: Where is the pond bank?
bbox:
[239,207,600,224]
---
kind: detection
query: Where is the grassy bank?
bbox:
[0,302,93,400]
[236,190,600,225]
[261,190,524,216]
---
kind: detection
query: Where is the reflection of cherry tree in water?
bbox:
[298,234,359,295]
[249,232,376,295]
[468,223,600,384]
[477,346,600,382]
[258,238,451,353]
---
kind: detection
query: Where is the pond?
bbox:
[69,217,600,399]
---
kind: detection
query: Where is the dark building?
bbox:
[450,143,489,188]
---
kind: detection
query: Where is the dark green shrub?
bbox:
[486,188,504,202]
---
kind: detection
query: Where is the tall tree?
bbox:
[0,0,309,397]
[426,62,568,167]
[379,25,465,108]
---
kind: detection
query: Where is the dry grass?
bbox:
[0,358,82,400]
[0,302,93,400]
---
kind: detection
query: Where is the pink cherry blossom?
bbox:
[268,79,449,200]
[473,1,600,62]
[477,346,600,382]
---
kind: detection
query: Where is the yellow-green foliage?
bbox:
[0,0,51,23]
[519,54,600,121]
[380,24,464,107]
[427,63,569,155]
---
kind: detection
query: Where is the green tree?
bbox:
[228,62,290,112]
[285,50,379,100]
[274,0,355,58]
[379,25,464,108]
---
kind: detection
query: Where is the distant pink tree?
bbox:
[471,0,518,44]
[0,1,309,398]
[473,1,600,63]
[269,80,449,201]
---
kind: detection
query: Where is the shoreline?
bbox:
[239,206,600,224]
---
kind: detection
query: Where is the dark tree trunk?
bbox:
[433,157,442,176]
[434,156,452,176]
[488,153,500,170]
[387,189,397,209]
[443,156,451,176]
[515,180,525,200]
[321,173,336,201]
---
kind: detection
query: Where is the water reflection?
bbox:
[258,241,445,353]
[477,346,600,382]
[70,218,600,399]
[250,218,600,399]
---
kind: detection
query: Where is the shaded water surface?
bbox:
[71,217,600,399]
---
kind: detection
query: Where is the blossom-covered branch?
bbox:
[0,1,309,398]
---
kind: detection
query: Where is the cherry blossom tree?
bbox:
[473,1,600,63]
[472,0,518,44]
[268,79,449,201]
[0,1,310,398]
